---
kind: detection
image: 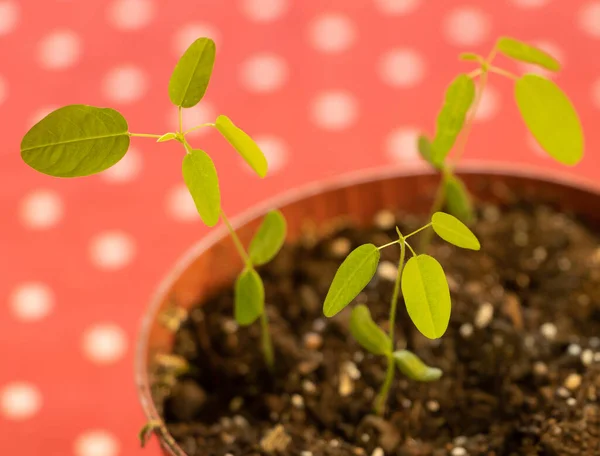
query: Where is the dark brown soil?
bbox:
[155,202,600,456]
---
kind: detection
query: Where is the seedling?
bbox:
[323,211,480,415]
[19,37,286,369]
[417,37,584,246]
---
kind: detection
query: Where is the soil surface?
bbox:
[154,202,600,456]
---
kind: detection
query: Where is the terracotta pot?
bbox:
[135,163,600,456]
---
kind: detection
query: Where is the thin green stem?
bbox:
[184,123,216,135]
[129,133,163,139]
[374,235,406,415]
[260,311,274,370]
[488,65,518,80]
[405,241,416,257]
[404,223,432,240]
[467,68,482,79]
[178,107,183,133]
[378,239,400,250]
[220,210,252,267]
[420,175,447,251]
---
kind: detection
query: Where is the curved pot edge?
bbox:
[134,161,600,455]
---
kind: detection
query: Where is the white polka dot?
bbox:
[308,14,356,54]
[74,430,120,456]
[37,30,82,70]
[0,1,19,36]
[579,2,600,38]
[517,40,563,77]
[592,78,600,110]
[19,189,64,230]
[239,53,288,93]
[90,231,135,270]
[100,147,142,183]
[374,0,421,15]
[171,102,215,138]
[240,0,289,22]
[166,184,198,222]
[0,75,6,106]
[103,65,148,104]
[444,8,490,46]
[253,136,288,175]
[311,91,358,131]
[1,383,42,420]
[28,106,59,128]
[473,85,500,122]
[510,0,550,7]
[378,48,425,88]
[385,127,421,162]
[107,0,155,30]
[10,282,54,321]
[173,23,220,56]
[82,324,128,364]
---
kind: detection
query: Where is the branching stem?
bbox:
[129,133,163,139]
[184,123,216,135]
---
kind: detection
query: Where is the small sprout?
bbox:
[393,350,442,382]
[349,305,391,356]
[181,148,221,227]
[234,268,265,326]
[20,105,130,178]
[496,36,560,72]
[431,212,480,250]
[323,244,380,318]
[401,254,451,339]
[215,114,268,178]
[139,420,161,448]
[157,132,178,142]
[431,73,476,166]
[249,210,287,266]
[168,37,215,108]
[515,74,583,166]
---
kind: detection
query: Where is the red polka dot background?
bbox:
[1,0,600,455]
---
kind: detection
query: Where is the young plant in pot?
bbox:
[20,35,599,455]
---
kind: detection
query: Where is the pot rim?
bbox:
[134,160,600,455]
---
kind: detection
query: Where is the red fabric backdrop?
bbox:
[1,0,599,455]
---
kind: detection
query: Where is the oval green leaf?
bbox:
[417,135,441,170]
[431,74,476,165]
[401,255,451,340]
[20,105,130,178]
[393,350,442,382]
[181,149,220,227]
[323,244,380,318]
[350,305,391,356]
[432,211,479,250]
[249,210,287,266]
[157,132,177,143]
[215,115,268,178]
[235,268,264,326]
[459,52,482,62]
[496,37,560,72]
[169,37,216,108]
[515,74,583,166]
[444,175,474,223]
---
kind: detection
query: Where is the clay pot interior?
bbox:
[135,166,600,455]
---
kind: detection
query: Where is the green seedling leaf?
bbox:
[139,421,160,448]
[215,115,268,178]
[235,268,265,326]
[350,304,391,356]
[431,74,476,165]
[393,350,442,382]
[249,210,287,266]
[431,211,480,250]
[182,149,221,226]
[169,37,216,108]
[515,74,583,166]
[20,105,129,177]
[459,52,481,62]
[323,244,380,318]
[417,135,441,170]
[496,37,560,72]
[444,174,474,223]
[401,255,451,339]
[157,132,177,143]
